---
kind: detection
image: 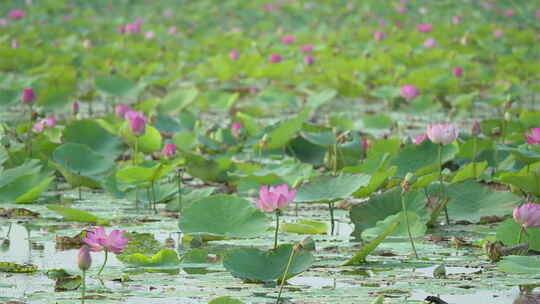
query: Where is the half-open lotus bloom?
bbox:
[82,227,131,254]
[124,110,144,121]
[78,245,92,271]
[299,44,314,52]
[21,88,35,105]
[162,143,177,158]
[115,104,130,117]
[453,66,463,77]
[524,128,540,145]
[43,116,56,128]
[514,203,540,228]
[8,10,25,20]
[255,184,296,212]
[229,49,240,60]
[33,122,44,133]
[415,134,428,145]
[417,24,432,33]
[130,116,146,137]
[471,121,481,135]
[423,38,437,48]
[400,85,419,100]
[281,35,295,44]
[304,55,314,65]
[494,30,503,39]
[373,31,385,41]
[231,122,242,138]
[427,123,458,145]
[269,54,282,63]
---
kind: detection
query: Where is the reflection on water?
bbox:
[514,294,540,304]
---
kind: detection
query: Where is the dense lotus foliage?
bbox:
[1,0,540,303]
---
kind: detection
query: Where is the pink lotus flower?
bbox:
[78,245,92,271]
[124,110,144,121]
[482,2,494,9]
[130,116,146,137]
[281,35,295,44]
[415,134,428,145]
[21,88,35,105]
[378,19,386,27]
[427,123,459,145]
[43,116,56,128]
[261,3,275,12]
[397,7,406,14]
[11,40,19,49]
[83,39,92,49]
[514,203,540,228]
[299,44,314,52]
[361,138,371,150]
[395,21,403,29]
[115,105,130,118]
[504,9,513,17]
[471,121,481,135]
[255,184,296,212]
[304,55,314,65]
[82,226,131,254]
[423,38,437,48]
[452,15,462,25]
[144,31,155,39]
[536,10,540,20]
[417,24,432,33]
[7,10,25,20]
[231,122,242,138]
[453,66,463,78]
[33,122,44,133]
[494,30,504,39]
[373,31,386,41]
[162,143,177,158]
[400,85,419,100]
[229,49,240,60]
[524,128,540,145]
[269,54,282,63]
[168,26,177,35]
[125,23,140,34]
[72,102,80,115]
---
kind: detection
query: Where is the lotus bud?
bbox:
[513,203,540,228]
[162,143,177,158]
[471,121,481,135]
[304,55,314,65]
[269,54,282,63]
[130,116,146,137]
[452,66,463,78]
[400,85,419,100]
[504,112,511,121]
[21,88,35,105]
[78,245,92,271]
[229,49,240,60]
[426,123,459,145]
[231,122,242,138]
[72,102,80,115]
[43,116,56,128]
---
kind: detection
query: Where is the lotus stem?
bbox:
[329,202,335,235]
[81,270,86,304]
[133,139,138,166]
[517,226,525,245]
[401,191,418,259]
[274,211,280,250]
[276,246,295,304]
[176,169,183,211]
[27,104,33,157]
[438,144,450,225]
[472,138,477,177]
[97,250,108,276]
[151,181,157,213]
